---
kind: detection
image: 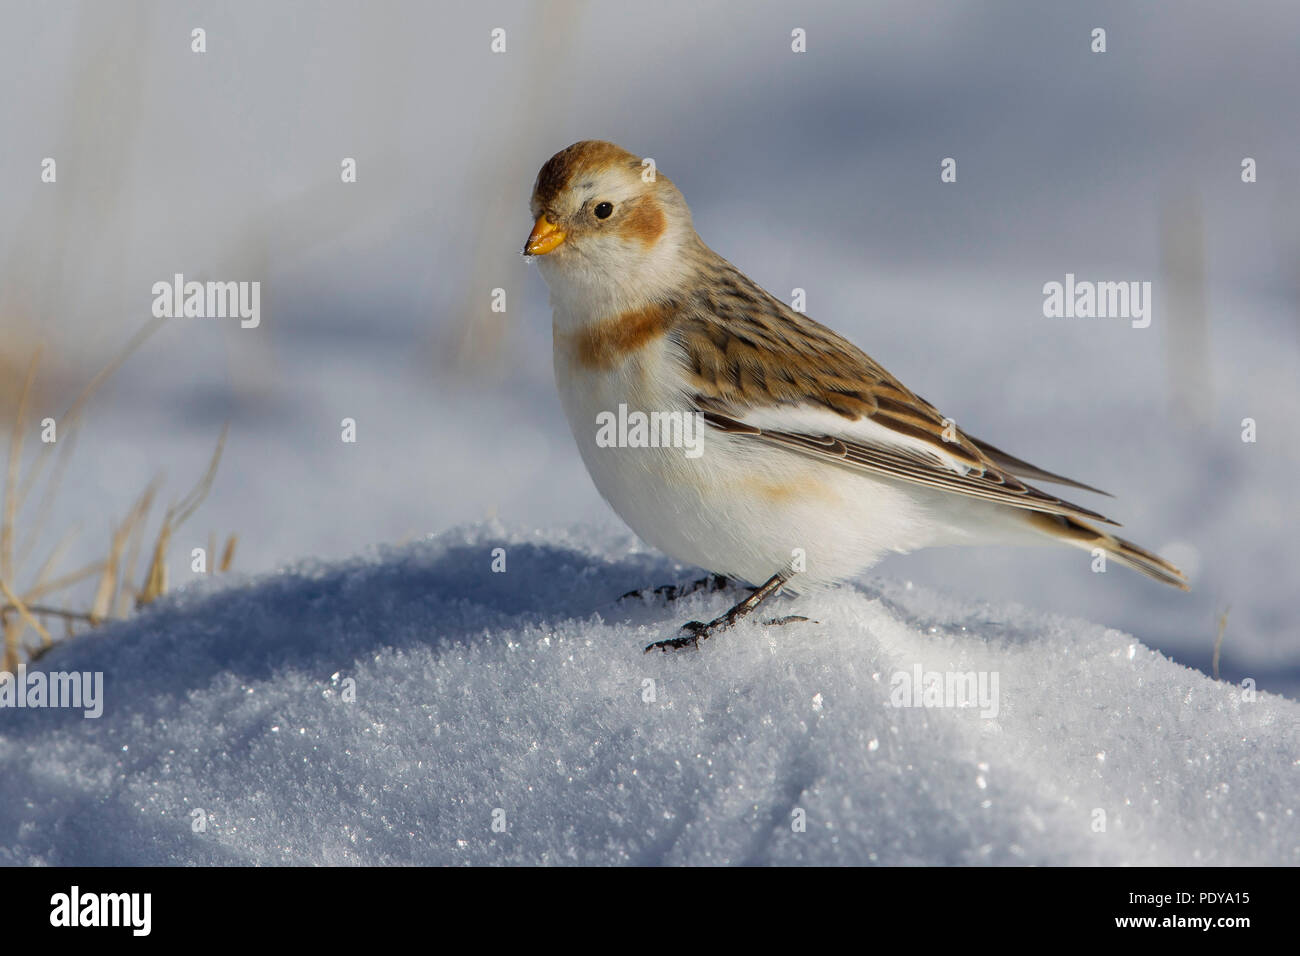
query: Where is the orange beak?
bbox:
[524,215,566,256]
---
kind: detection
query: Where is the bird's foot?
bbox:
[641,570,798,654]
[764,615,812,627]
[620,573,734,604]
[644,612,737,653]
[642,611,813,654]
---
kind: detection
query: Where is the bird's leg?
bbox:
[644,570,792,653]
[620,573,735,604]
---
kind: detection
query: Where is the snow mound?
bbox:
[1,524,1295,866]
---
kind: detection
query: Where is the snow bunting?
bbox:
[524,140,1187,651]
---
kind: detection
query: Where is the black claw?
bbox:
[642,616,724,653]
[622,574,733,605]
[640,570,793,655]
[643,633,701,653]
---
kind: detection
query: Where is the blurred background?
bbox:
[1,0,1297,693]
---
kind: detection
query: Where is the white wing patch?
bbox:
[736,404,975,476]
[699,403,1118,526]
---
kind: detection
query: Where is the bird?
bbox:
[522,140,1187,652]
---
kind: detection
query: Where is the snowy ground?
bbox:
[1,525,1295,866]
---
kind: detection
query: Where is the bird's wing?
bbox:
[668,268,1118,525]
[961,434,1111,497]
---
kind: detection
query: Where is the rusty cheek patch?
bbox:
[622,200,666,247]
[562,305,671,371]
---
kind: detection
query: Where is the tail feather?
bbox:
[1026,512,1189,590]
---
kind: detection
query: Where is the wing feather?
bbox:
[670,257,1119,525]
[700,411,1119,525]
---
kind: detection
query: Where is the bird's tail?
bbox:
[1025,512,1189,590]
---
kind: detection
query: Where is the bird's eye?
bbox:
[593,201,614,219]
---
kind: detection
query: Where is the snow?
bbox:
[1,524,1294,866]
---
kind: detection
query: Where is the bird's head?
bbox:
[524,141,696,318]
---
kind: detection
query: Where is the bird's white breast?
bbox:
[551,319,945,590]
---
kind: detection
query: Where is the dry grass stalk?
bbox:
[138,523,169,608]
[21,559,107,604]
[14,317,163,545]
[1,575,51,672]
[0,322,231,668]
[138,424,228,609]
[219,534,237,573]
[32,524,81,592]
[89,480,158,624]
[114,481,158,618]
[2,608,22,675]
[2,351,40,586]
